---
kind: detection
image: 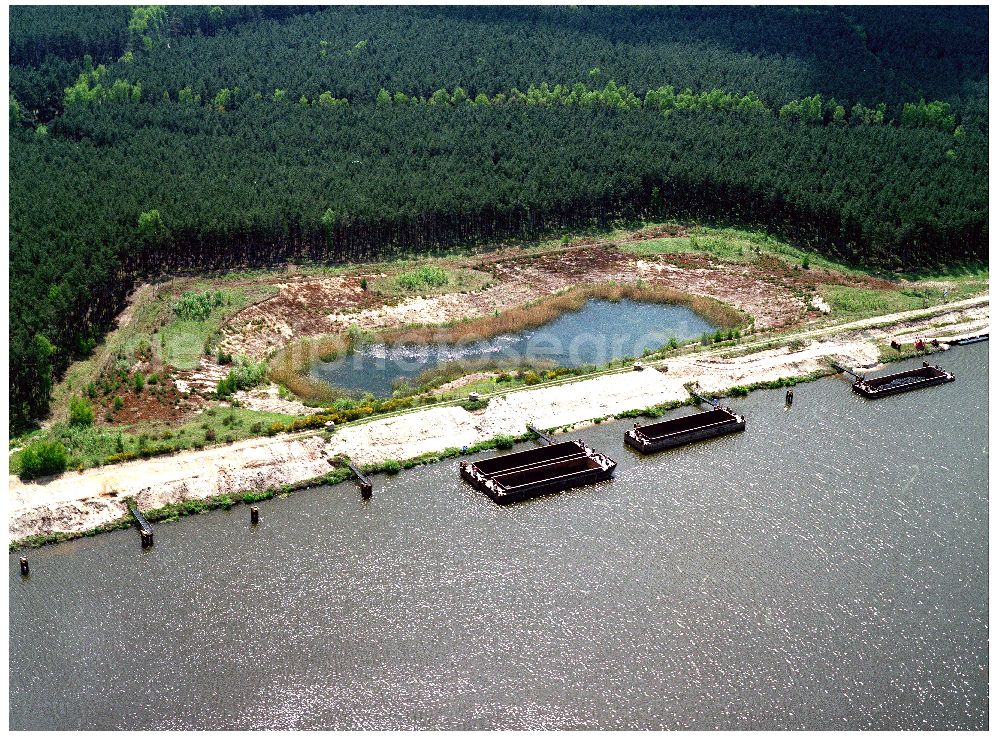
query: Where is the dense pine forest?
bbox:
[8,5,989,431]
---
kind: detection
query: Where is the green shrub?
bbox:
[382,459,402,474]
[173,290,224,321]
[204,428,217,442]
[494,434,515,449]
[113,395,124,411]
[217,358,268,398]
[69,396,95,426]
[19,439,69,479]
[133,372,145,393]
[396,265,449,290]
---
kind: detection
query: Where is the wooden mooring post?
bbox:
[250,506,260,525]
[19,556,29,576]
[527,424,553,445]
[346,460,373,498]
[126,500,154,549]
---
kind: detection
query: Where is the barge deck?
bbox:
[952,333,988,345]
[852,364,955,398]
[460,440,616,503]
[625,407,745,453]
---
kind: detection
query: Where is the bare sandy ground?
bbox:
[8,296,988,544]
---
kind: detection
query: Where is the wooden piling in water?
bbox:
[527,424,554,445]
[346,460,373,498]
[127,499,154,549]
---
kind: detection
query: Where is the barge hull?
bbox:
[460,440,617,504]
[462,464,615,504]
[852,365,955,399]
[625,408,745,454]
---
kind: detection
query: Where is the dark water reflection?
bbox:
[9,345,988,730]
[311,298,717,396]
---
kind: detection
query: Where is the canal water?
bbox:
[9,344,988,730]
[311,298,717,395]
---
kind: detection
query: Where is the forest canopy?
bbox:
[8,5,989,431]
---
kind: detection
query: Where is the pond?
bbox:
[9,344,988,730]
[311,298,718,395]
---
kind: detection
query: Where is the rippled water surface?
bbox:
[9,345,988,730]
[311,298,717,395]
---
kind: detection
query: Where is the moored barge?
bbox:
[460,440,616,504]
[952,333,988,346]
[852,364,955,398]
[624,406,745,453]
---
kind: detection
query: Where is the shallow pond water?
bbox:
[9,344,988,730]
[311,298,718,395]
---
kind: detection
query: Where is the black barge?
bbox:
[852,364,955,398]
[624,406,745,453]
[953,333,988,346]
[460,440,616,504]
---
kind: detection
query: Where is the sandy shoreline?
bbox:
[8,296,988,545]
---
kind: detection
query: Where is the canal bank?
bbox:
[8,296,988,546]
[8,341,988,730]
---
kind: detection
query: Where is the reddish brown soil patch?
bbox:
[92,355,205,426]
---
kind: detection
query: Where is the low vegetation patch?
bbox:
[10,407,295,476]
[17,439,69,480]
[370,266,492,297]
[820,286,933,319]
[155,284,277,370]
[217,358,269,398]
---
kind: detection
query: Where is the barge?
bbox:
[952,333,988,346]
[624,406,745,453]
[459,440,616,504]
[851,364,955,398]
